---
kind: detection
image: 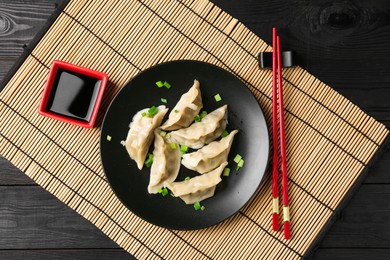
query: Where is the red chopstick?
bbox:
[272,28,291,240]
[271,28,279,232]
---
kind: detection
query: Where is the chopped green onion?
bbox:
[170,143,177,150]
[163,81,171,89]
[157,187,169,196]
[144,153,154,168]
[214,94,222,102]
[147,106,158,118]
[185,176,191,181]
[180,145,189,153]
[201,206,205,211]
[141,112,147,117]
[237,159,245,171]
[223,167,230,176]
[233,154,242,164]
[194,115,201,122]
[194,201,202,211]
[174,109,179,113]
[160,131,167,137]
[156,81,164,88]
[161,98,167,104]
[221,130,229,138]
[199,111,207,119]
[107,135,112,141]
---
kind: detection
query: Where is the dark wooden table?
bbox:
[1,0,389,259]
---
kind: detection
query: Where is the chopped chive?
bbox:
[199,110,207,119]
[147,106,158,118]
[170,143,177,150]
[223,167,231,176]
[237,159,244,171]
[180,145,189,153]
[201,206,205,211]
[214,94,222,102]
[157,187,168,196]
[184,176,191,181]
[174,109,179,113]
[156,81,164,88]
[194,201,202,211]
[144,153,154,168]
[161,98,167,104]
[161,188,168,196]
[221,130,229,138]
[194,115,201,122]
[106,135,112,141]
[233,154,242,164]
[163,81,171,89]
[160,131,167,137]
[141,112,147,117]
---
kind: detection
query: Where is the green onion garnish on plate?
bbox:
[214,94,222,102]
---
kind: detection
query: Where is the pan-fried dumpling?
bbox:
[166,162,228,204]
[182,130,238,174]
[161,80,202,131]
[168,105,228,149]
[148,130,181,194]
[125,105,168,170]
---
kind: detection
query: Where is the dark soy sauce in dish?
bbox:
[46,69,101,122]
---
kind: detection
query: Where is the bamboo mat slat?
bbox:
[0,0,388,259]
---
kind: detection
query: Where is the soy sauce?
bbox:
[46,69,101,122]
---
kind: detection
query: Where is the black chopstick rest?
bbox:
[258,51,296,69]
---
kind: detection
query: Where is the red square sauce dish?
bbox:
[38,60,108,128]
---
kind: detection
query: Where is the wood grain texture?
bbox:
[0,0,389,259]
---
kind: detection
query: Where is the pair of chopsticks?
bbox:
[271,27,291,240]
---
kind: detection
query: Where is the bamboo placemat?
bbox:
[0,0,388,259]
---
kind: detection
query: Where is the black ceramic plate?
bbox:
[100,60,269,230]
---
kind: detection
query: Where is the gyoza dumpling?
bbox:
[166,162,228,204]
[148,130,181,194]
[182,130,238,174]
[161,80,202,131]
[168,105,228,149]
[125,105,168,170]
[180,186,216,204]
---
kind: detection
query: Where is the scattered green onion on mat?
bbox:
[185,176,191,181]
[106,135,112,141]
[161,98,167,103]
[144,153,154,168]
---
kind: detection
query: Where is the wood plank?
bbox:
[311,249,390,260]
[0,186,121,249]
[0,250,134,260]
[317,184,390,248]
[0,156,36,185]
